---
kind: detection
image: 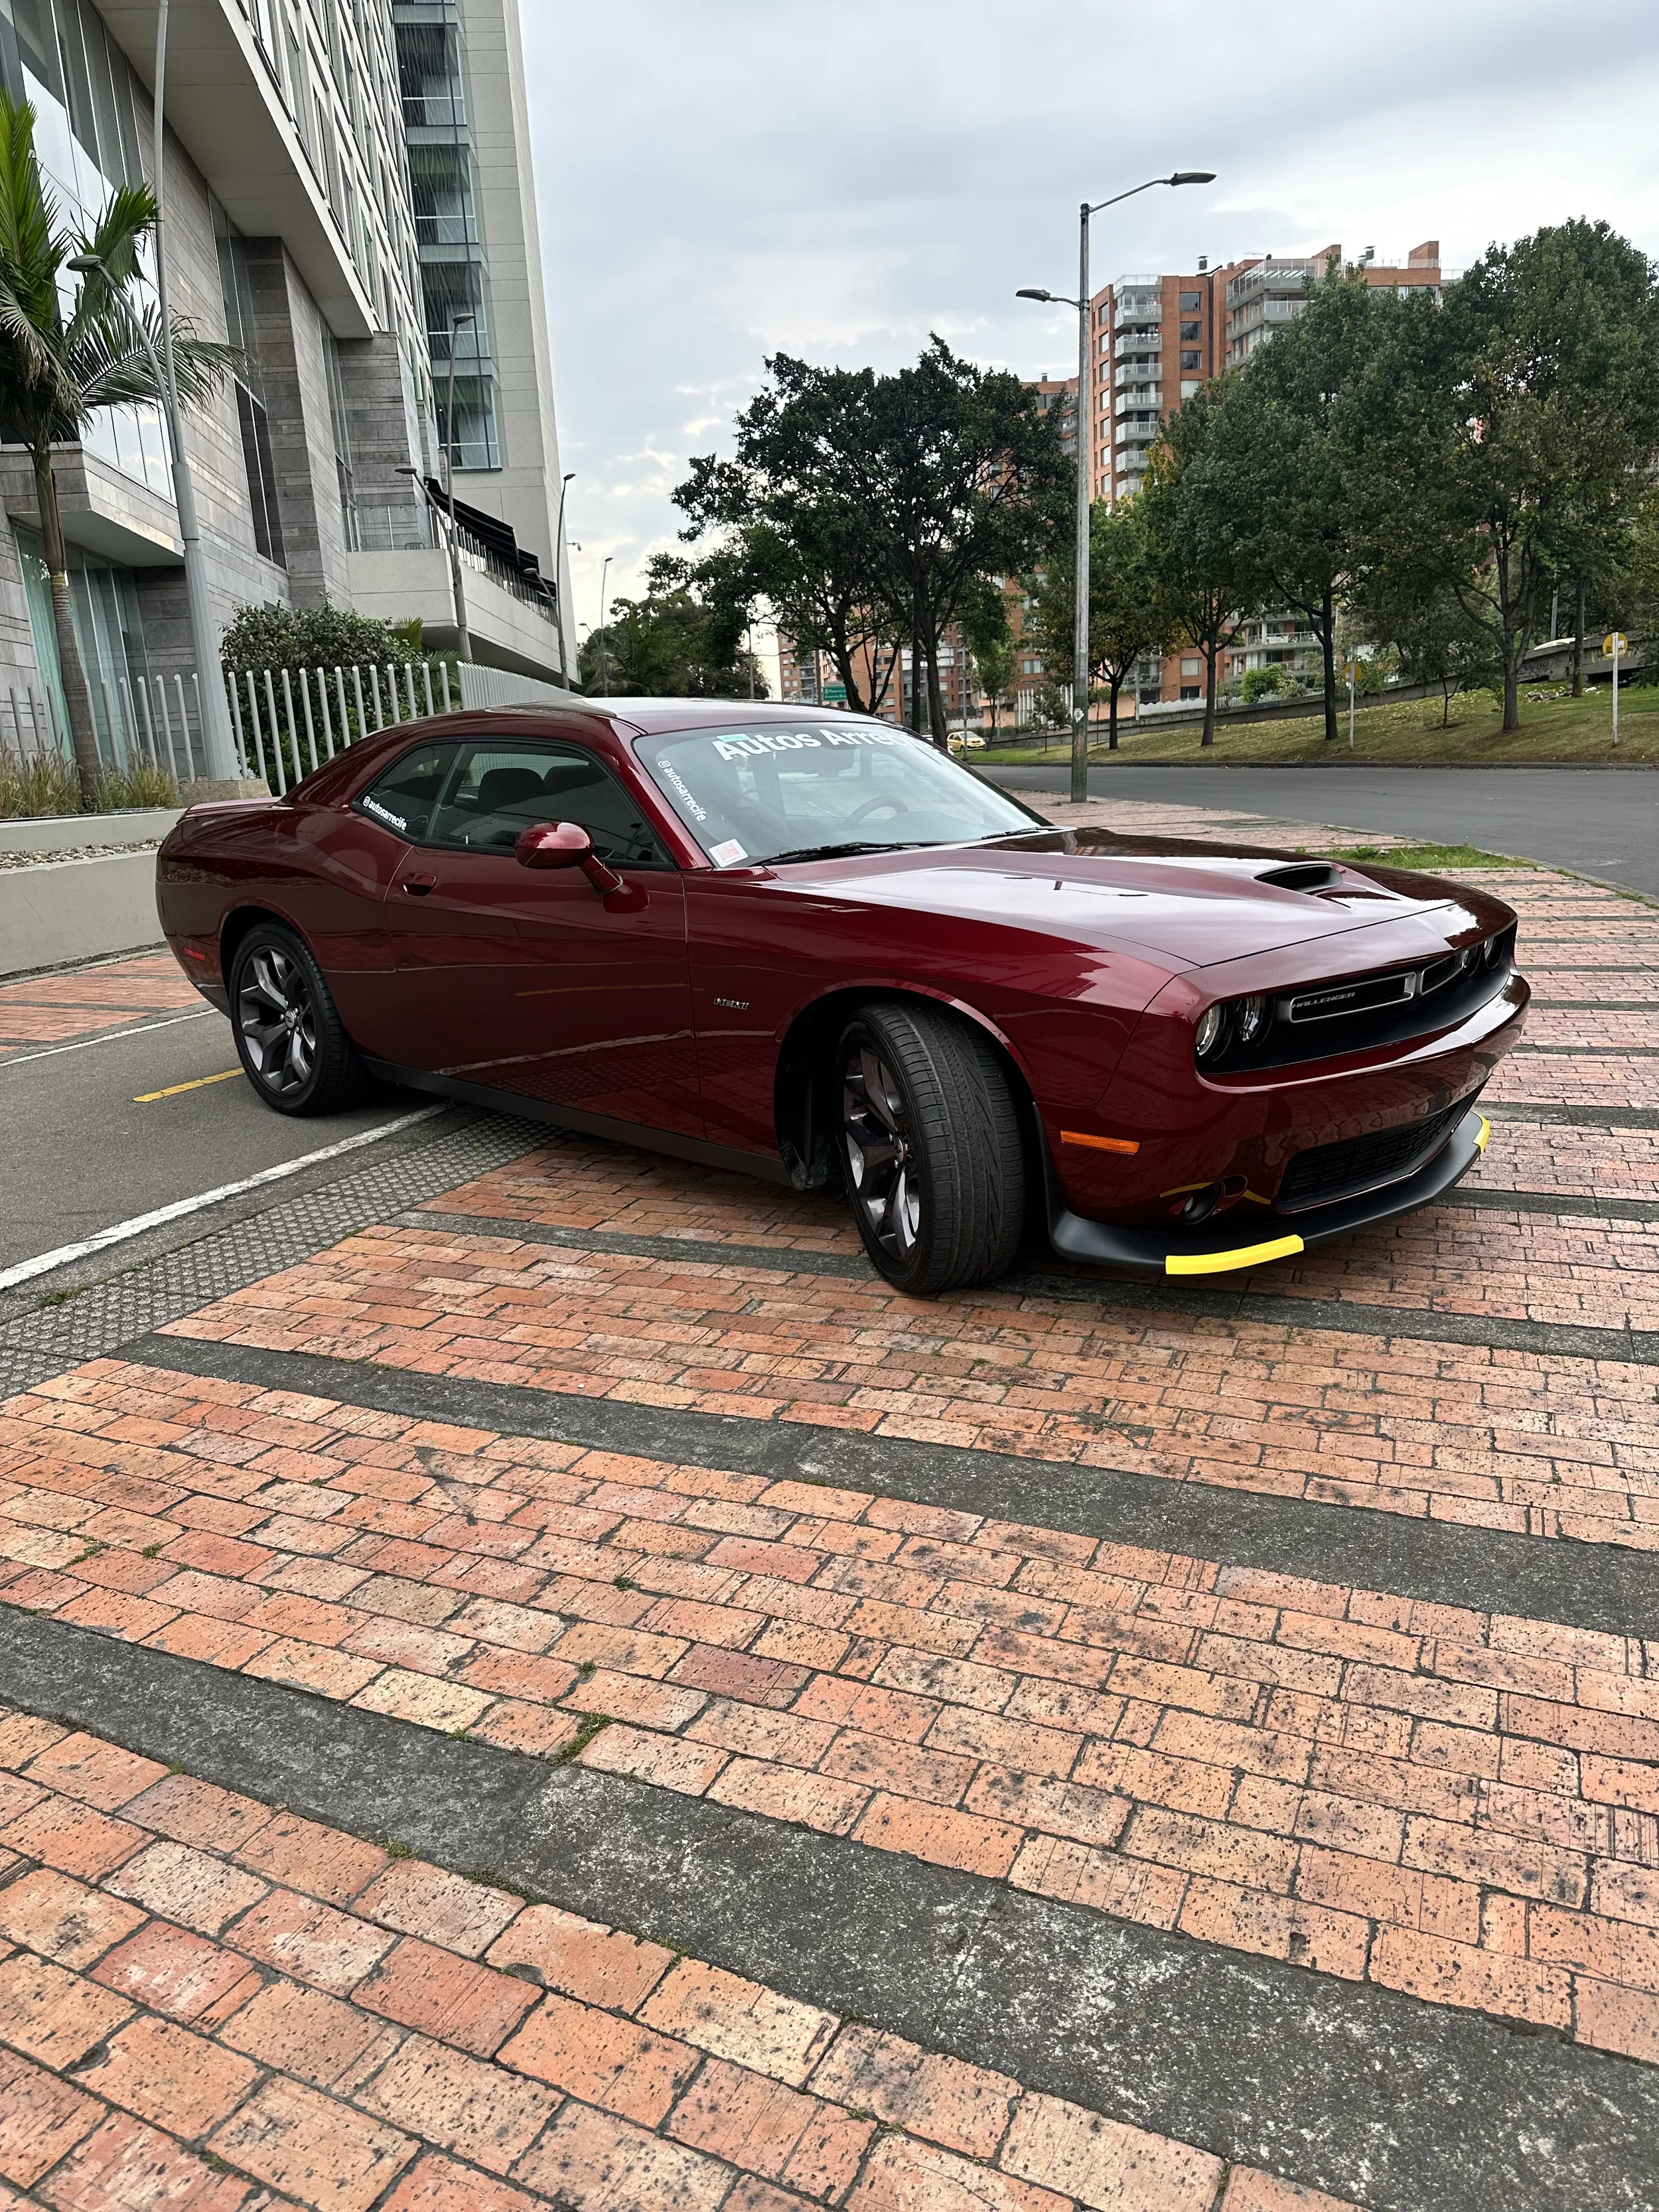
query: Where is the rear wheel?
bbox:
[230,922,363,1116]
[837,1001,1026,1295]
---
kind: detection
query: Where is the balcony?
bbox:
[96,0,378,336]
[1226,263,1310,310]
[1115,391,1160,416]
[1115,362,1161,388]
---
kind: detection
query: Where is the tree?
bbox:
[677,341,1068,748]
[577,555,767,698]
[0,96,234,798]
[676,362,899,716]
[1027,496,1175,751]
[1376,220,1659,731]
[1139,379,1266,747]
[1220,263,1398,743]
[1354,571,1497,725]
[956,573,1015,737]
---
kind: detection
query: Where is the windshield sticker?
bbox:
[709,838,748,867]
[362,796,407,830]
[711,727,902,760]
[658,759,707,822]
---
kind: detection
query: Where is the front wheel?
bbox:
[230,922,364,1115]
[837,1001,1027,1295]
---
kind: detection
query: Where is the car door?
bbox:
[366,735,703,1136]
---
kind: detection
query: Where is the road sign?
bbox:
[1603,633,1628,658]
[822,682,847,702]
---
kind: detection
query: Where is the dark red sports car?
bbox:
[156,699,1526,1294]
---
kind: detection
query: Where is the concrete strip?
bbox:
[127,1330,1659,1641]
[1,1608,1652,2212]
[0,806,182,855]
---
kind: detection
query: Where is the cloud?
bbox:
[521,0,1659,613]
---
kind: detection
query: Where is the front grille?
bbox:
[1276,1096,1472,1215]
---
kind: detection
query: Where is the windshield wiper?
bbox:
[762,839,934,866]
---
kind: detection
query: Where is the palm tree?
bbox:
[0,95,234,800]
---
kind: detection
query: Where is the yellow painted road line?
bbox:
[134,1069,242,1103]
[1166,1234,1305,1277]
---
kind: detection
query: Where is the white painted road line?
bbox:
[0,1104,446,1291]
[0,1007,215,1069]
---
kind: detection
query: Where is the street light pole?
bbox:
[123,0,240,785]
[552,470,575,683]
[441,308,475,663]
[596,555,613,694]
[1018,169,1214,806]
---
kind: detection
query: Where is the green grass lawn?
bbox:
[1317,842,1532,871]
[976,683,1657,768]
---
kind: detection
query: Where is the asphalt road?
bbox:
[0,1005,417,1280]
[989,765,1659,900]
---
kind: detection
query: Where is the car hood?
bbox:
[773,838,1470,970]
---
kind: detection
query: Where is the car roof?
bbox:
[591,699,893,733]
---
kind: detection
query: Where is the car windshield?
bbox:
[636,721,1041,866]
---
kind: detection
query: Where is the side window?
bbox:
[354,741,461,843]
[426,742,670,863]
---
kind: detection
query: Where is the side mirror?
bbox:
[514,819,631,901]
[516,820,591,870]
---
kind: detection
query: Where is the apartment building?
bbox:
[1021,236,1442,711]
[0,0,570,761]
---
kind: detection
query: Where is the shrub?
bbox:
[1240,667,1290,705]
[220,603,432,676]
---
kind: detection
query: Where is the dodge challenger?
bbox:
[155,698,1527,1295]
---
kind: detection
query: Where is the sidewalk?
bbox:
[0,816,1656,2209]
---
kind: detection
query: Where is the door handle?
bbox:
[403,875,437,896]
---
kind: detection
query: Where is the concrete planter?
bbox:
[0,808,183,856]
[0,853,167,976]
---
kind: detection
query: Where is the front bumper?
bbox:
[1043,1105,1490,1278]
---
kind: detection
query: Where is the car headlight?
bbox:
[1483,932,1504,968]
[1194,1005,1226,1059]
[1234,995,1268,1045]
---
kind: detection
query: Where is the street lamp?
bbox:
[553,470,575,684]
[1018,169,1214,804]
[441,307,476,663]
[595,555,613,694]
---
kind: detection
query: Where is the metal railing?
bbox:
[227,660,456,796]
[0,670,206,782]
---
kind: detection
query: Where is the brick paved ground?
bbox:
[0,955,200,1058]
[1,811,1657,2209]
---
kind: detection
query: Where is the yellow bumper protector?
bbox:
[1166,1234,1305,1277]
[1474,1116,1490,1151]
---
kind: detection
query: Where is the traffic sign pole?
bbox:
[1603,632,1628,749]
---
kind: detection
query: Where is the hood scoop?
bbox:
[1256,861,1342,893]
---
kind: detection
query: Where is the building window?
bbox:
[1180,350,1201,370]
[1181,658,1200,677]
[1180,686,1200,701]
[1179,291,1200,310]
[1179,322,1200,340]
[236,386,285,565]
[216,201,287,567]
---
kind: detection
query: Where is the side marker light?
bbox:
[1060,1131,1139,1154]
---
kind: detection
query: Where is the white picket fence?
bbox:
[226,660,573,795]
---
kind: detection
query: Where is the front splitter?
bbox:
[1045,1108,1490,1278]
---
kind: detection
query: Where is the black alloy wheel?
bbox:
[230,923,364,1116]
[837,1001,1026,1295]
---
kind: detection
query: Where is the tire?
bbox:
[837,1001,1027,1295]
[230,922,364,1116]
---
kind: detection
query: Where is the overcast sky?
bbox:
[520,0,1659,664]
